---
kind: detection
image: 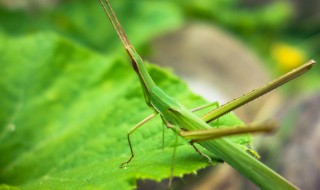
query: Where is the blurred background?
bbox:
[1,0,319,189]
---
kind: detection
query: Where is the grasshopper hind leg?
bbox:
[167,135,179,189]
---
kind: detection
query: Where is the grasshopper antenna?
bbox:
[99,0,132,50]
[99,0,156,108]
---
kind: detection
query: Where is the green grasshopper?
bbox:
[99,0,315,189]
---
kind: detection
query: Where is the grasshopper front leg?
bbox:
[120,102,219,168]
[120,113,157,168]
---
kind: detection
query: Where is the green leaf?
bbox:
[0,32,249,189]
[0,184,20,190]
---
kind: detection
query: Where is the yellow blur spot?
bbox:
[271,43,306,71]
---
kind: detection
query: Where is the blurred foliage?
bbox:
[0,0,184,52]
[0,0,295,54]
[176,0,292,49]
[2,0,317,74]
[1,0,317,60]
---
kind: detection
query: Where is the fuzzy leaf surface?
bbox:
[0,33,250,189]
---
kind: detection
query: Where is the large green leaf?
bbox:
[0,33,250,189]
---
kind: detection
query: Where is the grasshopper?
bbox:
[99,0,315,189]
